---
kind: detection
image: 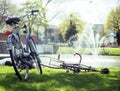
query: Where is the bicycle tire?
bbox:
[9,44,29,80]
[33,53,43,74]
[28,37,42,74]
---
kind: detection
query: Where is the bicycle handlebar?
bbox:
[31,10,39,15]
[6,10,39,26]
[21,9,39,19]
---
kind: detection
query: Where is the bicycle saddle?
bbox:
[6,17,20,25]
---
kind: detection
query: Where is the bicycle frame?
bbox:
[26,30,37,54]
[5,10,42,80]
[6,27,37,57]
[6,26,24,51]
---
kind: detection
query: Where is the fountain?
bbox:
[39,23,120,68]
[67,24,102,55]
[61,24,120,68]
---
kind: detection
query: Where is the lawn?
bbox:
[57,47,120,55]
[0,66,120,91]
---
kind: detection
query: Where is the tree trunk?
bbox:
[116,30,120,46]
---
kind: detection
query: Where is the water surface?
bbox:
[40,54,120,68]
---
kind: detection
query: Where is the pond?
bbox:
[40,54,120,68]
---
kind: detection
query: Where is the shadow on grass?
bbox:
[0,68,120,91]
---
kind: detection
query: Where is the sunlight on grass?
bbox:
[0,66,120,91]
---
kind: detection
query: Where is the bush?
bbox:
[57,46,120,55]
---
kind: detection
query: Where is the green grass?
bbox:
[57,47,74,54]
[100,48,120,55]
[0,66,120,91]
[57,47,120,55]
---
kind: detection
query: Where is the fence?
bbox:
[0,41,8,54]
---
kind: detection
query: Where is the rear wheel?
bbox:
[9,44,29,80]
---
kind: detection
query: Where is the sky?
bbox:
[12,0,120,26]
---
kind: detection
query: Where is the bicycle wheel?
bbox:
[9,42,29,80]
[33,53,43,74]
[28,37,42,74]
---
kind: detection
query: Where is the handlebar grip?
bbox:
[31,10,39,14]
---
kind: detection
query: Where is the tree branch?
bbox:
[45,0,52,6]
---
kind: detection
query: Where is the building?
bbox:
[47,26,61,43]
[0,33,38,54]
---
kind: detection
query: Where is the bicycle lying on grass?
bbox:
[40,53,109,74]
[4,10,42,80]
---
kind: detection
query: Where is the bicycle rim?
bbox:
[28,37,42,74]
[33,54,43,74]
[9,46,29,80]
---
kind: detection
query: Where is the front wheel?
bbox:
[100,68,110,74]
[33,53,43,74]
[28,37,42,74]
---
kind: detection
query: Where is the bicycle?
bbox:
[4,10,42,80]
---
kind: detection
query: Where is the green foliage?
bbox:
[65,20,77,41]
[105,5,120,32]
[0,66,120,91]
[103,5,120,46]
[20,0,48,34]
[56,45,120,55]
[59,13,84,41]
[99,48,120,55]
[0,0,18,31]
[57,47,74,54]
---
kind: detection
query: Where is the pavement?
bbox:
[0,54,10,58]
[0,54,11,66]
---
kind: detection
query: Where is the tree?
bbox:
[20,0,48,34]
[59,13,84,42]
[65,20,77,41]
[0,0,17,31]
[21,0,52,44]
[105,5,120,46]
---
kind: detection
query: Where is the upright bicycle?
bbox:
[4,10,42,80]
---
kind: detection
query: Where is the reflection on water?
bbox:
[40,54,120,68]
[82,55,120,68]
